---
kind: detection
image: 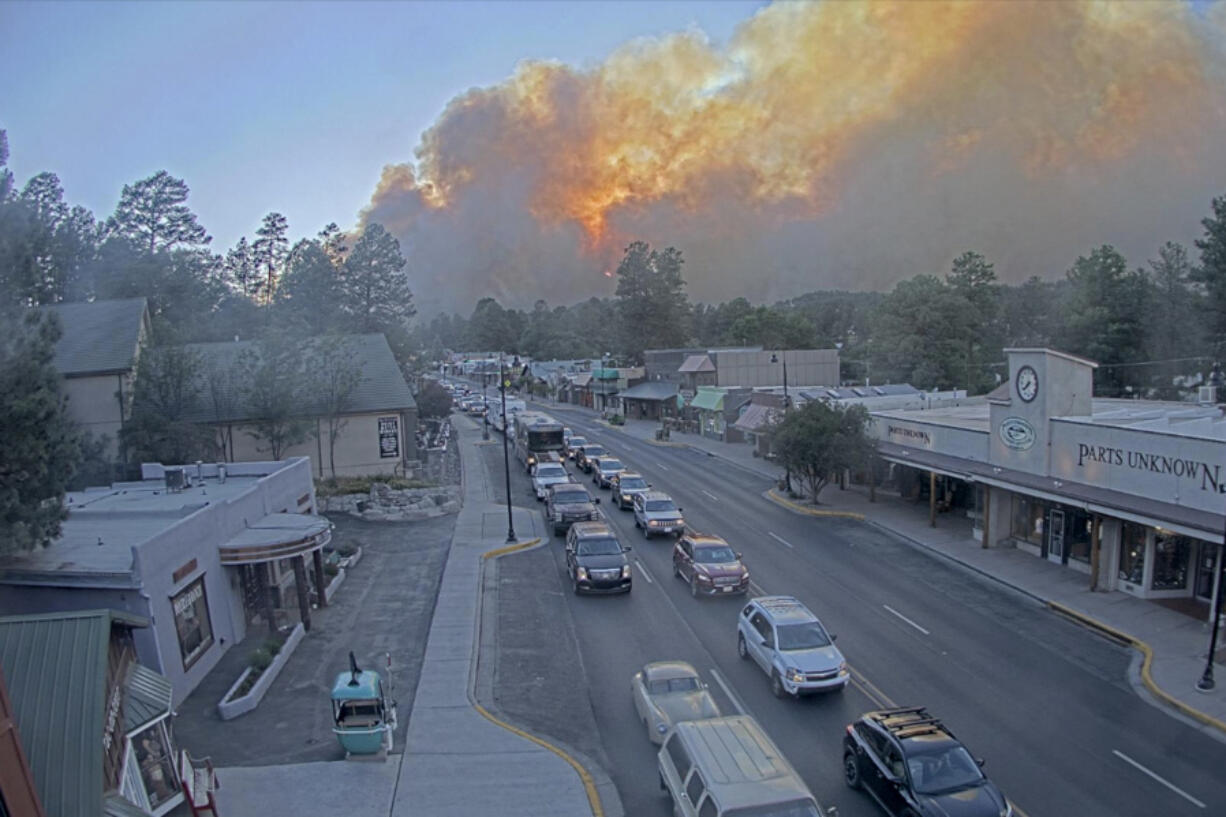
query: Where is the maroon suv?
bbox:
[672,533,750,597]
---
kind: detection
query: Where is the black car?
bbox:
[565,521,632,594]
[843,707,1011,817]
[546,483,602,537]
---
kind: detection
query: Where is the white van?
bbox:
[658,715,828,817]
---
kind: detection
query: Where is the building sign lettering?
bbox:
[102,684,122,750]
[1077,443,1224,493]
[172,582,203,616]
[379,417,400,459]
[887,425,932,448]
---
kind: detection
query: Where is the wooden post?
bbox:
[260,562,279,637]
[929,472,937,528]
[312,549,328,608]
[1089,515,1102,591]
[981,485,990,548]
[293,556,312,632]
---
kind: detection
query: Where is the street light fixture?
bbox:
[498,352,516,544]
[770,351,793,494]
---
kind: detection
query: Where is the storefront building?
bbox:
[0,458,332,705]
[867,349,1225,619]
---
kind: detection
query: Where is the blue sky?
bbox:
[1,0,766,253]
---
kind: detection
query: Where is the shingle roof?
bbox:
[39,298,148,375]
[678,354,716,373]
[178,333,415,423]
[619,381,680,401]
[0,609,150,817]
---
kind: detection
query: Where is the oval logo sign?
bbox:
[999,417,1036,451]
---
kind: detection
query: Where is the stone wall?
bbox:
[320,483,462,521]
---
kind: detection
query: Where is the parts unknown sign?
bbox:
[379,416,400,459]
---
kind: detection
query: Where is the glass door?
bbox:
[1048,509,1065,563]
[1195,546,1218,602]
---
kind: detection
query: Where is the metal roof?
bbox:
[123,663,173,733]
[678,354,716,373]
[0,609,150,817]
[689,389,726,412]
[39,298,148,376]
[733,403,779,432]
[179,333,415,423]
[331,670,384,701]
[618,381,680,401]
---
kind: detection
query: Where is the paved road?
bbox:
[486,404,1226,817]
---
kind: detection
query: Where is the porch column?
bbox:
[981,485,990,549]
[312,549,328,608]
[869,457,876,503]
[1089,515,1102,590]
[293,556,312,632]
[259,562,279,636]
[929,472,937,528]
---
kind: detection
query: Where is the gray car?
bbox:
[737,595,848,697]
[610,472,650,510]
[532,462,573,501]
[631,661,721,744]
[632,491,685,538]
[590,456,626,489]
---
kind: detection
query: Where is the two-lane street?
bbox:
[492,402,1226,817]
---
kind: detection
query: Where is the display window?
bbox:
[1151,532,1191,591]
[1010,496,1045,546]
[172,577,214,669]
[1066,510,1093,564]
[1119,523,1147,584]
[133,723,178,809]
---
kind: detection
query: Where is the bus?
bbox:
[489,397,526,432]
[513,411,566,472]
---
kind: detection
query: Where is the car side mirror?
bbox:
[975,757,985,768]
[594,497,601,504]
[735,552,742,559]
[831,634,838,642]
[623,546,632,553]
[647,483,653,487]
[677,507,683,512]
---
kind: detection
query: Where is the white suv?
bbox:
[736,596,847,697]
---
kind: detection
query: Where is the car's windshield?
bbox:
[568,437,587,448]
[535,465,566,479]
[582,446,605,457]
[647,676,700,694]
[776,621,832,650]
[577,538,622,556]
[619,478,647,491]
[600,459,623,471]
[554,491,589,504]
[694,546,737,564]
[645,500,677,512]
[906,745,985,794]
[724,801,820,817]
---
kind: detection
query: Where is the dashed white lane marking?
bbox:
[1112,750,1205,808]
[657,463,670,471]
[768,531,794,549]
[709,668,749,717]
[634,559,654,583]
[883,604,931,635]
[701,489,719,502]
[748,581,765,597]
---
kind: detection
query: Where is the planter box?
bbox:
[217,622,306,721]
[324,567,346,604]
[339,545,363,571]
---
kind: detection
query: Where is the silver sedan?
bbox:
[631,661,721,744]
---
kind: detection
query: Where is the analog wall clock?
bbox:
[1016,365,1038,403]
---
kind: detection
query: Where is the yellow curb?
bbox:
[472,702,605,817]
[477,535,604,816]
[766,489,865,520]
[482,537,543,560]
[1048,601,1226,736]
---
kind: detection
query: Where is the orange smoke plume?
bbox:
[362,0,1226,313]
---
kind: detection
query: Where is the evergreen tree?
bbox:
[120,345,216,464]
[224,236,261,299]
[107,170,210,253]
[1192,194,1226,353]
[253,212,289,304]
[0,309,79,555]
[1058,245,1149,396]
[342,222,415,354]
[614,241,691,364]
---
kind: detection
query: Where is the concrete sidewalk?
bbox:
[212,417,607,817]
[575,409,1226,737]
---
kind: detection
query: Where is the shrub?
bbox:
[315,474,437,497]
[250,647,274,672]
[264,637,284,657]
[337,543,358,557]
[324,562,340,577]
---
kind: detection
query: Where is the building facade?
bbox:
[867,349,1225,616]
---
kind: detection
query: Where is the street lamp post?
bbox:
[499,353,517,544]
[481,369,490,440]
[770,352,793,494]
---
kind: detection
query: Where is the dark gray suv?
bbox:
[546,483,602,537]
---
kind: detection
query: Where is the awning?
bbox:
[124,662,173,734]
[734,404,779,432]
[105,794,153,817]
[619,381,680,402]
[690,390,725,412]
[218,513,332,565]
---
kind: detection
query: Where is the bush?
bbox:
[608,414,625,425]
[337,543,358,557]
[264,636,284,657]
[315,474,436,497]
[324,562,340,578]
[250,647,274,672]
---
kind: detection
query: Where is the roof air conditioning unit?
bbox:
[165,468,186,492]
[1198,385,1217,405]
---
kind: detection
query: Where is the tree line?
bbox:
[423,203,1226,399]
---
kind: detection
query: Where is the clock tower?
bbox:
[989,348,1096,476]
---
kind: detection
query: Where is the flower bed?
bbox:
[217,623,305,721]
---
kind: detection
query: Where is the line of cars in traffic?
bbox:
[502,403,1013,817]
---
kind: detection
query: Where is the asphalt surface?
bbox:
[486,403,1226,817]
[174,514,455,765]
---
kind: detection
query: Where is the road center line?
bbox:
[657,463,670,471]
[1112,750,1205,808]
[748,581,765,597]
[883,604,930,635]
[768,531,794,549]
[701,489,719,501]
[633,559,654,584]
[709,668,749,717]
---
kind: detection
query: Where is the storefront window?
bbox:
[133,724,178,808]
[1151,533,1191,591]
[1010,496,1045,546]
[1066,510,1093,564]
[1119,523,1147,584]
[172,577,213,669]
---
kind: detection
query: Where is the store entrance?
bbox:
[1195,547,1218,602]
[1047,509,1066,564]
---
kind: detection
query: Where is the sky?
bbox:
[3,1,1226,317]
[1,0,763,258]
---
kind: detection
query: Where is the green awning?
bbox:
[124,663,173,734]
[690,390,725,412]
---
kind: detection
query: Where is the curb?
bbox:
[476,537,616,817]
[765,488,865,520]
[1048,601,1226,737]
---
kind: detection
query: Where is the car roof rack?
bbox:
[872,707,949,739]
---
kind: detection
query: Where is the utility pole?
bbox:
[499,353,517,544]
[772,351,793,494]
